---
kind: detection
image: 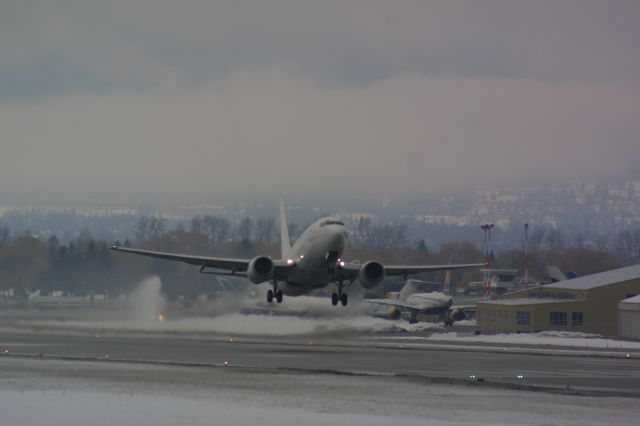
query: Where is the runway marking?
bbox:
[0,343,62,347]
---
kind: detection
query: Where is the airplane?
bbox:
[111,200,484,307]
[367,279,470,325]
[547,265,578,283]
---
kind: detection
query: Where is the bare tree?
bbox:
[594,234,609,251]
[148,216,166,238]
[528,226,546,253]
[134,216,151,242]
[389,223,408,249]
[203,215,231,246]
[287,222,299,242]
[255,216,276,244]
[236,217,254,241]
[0,226,9,246]
[545,227,566,252]
[614,230,640,264]
[134,216,165,241]
[190,216,204,235]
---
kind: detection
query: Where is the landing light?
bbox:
[287,259,294,265]
[339,261,345,267]
[516,374,524,380]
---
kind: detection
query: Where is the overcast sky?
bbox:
[1,1,639,204]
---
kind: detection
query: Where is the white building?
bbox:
[619,295,640,339]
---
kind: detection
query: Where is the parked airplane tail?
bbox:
[443,269,452,294]
[398,279,421,302]
[547,266,567,283]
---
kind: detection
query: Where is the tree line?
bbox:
[0,218,638,301]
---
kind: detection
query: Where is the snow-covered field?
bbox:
[2,313,445,337]
[0,357,637,426]
[383,331,640,351]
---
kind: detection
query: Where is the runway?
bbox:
[3,332,639,396]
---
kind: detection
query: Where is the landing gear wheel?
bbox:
[267,290,274,303]
[340,293,348,306]
[331,293,339,306]
[276,290,283,304]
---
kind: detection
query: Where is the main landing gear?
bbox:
[331,281,348,307]
[267,280,283,304]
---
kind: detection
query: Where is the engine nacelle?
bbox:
[387,306,402,320]
[247,256,275,284]
[358,261,385,289]
[449,308,466,322]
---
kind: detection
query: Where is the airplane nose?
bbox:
[327,228,346,249]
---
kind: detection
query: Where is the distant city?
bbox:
[1,180,639,253]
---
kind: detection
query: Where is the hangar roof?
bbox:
[543,264,640,291]
[620,294,640,304]
[478,298,578,306]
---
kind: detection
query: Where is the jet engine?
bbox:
[247,256,275,284]
[449,308,466,322]
[387,306,402,320]
[358,261,385,289]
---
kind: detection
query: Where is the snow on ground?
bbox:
[382,331,640,350]
[5,314,444,337]
[0,357,637,426]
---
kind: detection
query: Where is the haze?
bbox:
[1,1,639,203]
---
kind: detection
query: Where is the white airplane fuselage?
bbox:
[404,292,453,314]
[278,218,348,296]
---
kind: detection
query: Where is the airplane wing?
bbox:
[366,298,416,310]
[333,262,485,281]
[383,263,486,276]
[110,246,292,278]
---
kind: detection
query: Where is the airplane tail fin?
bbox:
[547,266,567,283]
[398,279,420,302]
[279,198,291,259]
[443,269,452,294]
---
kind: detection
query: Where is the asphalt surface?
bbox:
[2,333,639,396]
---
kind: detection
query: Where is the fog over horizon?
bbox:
[1,1,639,204]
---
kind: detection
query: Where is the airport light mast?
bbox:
[524,223,529,289]
[481,223,494,298]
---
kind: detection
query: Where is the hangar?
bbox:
[619,295,640,339]
[476,264,640,336]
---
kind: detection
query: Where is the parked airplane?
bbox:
[547,266,578,283]
[111,200,484,306]
[368,279,469,324]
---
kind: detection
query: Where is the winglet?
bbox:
[279,198,291,259]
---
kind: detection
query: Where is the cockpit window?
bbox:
[326,220,344,226]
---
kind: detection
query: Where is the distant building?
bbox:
[477,265,640,336]
[619,295,640,339]
[467,269,518,296]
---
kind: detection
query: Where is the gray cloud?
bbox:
[2,0,639,97]
[1,69,638,201]
[0,1,638,202]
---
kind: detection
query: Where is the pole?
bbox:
[524,223,529,289]
[481,223,494,298]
